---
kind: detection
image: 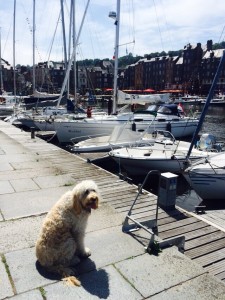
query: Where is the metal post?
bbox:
[31,127,35,139]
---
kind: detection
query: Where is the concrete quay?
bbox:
[1,120,225,299]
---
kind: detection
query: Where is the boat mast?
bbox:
[0,27,3,92]
[72,0,77,105]
[186,50,225,158]
[60,0,67,71]
[32,0,36,94]
[56,0,90,108]
[13,0,16,97]
[111,0,120,114]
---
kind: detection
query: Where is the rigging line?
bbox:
[2,19,12,57]
[131,0,135,44]
[160,0,174,50]
[47,12,61,63]
[152,0,164,52]
[218,25,225,44]
[126,0,135,45]
[21,2,44,63]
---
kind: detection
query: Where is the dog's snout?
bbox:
[91,196,97,203]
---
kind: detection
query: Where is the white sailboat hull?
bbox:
[54,116,198,144]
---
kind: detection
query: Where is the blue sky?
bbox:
[1,0,225,66]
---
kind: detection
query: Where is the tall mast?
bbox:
[32,0,35,94]
[0,27,3,92]
[73,0,77,105]
[56,0,90,108]
[13,0,16,97]
[60,0,67,70]
[112,0,120,114]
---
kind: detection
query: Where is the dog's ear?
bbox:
[73,195,82,215]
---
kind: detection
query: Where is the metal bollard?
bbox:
[31,127,35,139]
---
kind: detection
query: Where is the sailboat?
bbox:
[53,0,199,144]
[21,0,66,109]
[0,7,21,117]
[183,50,225,201]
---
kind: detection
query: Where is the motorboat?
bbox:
[184,152,225,201]
[54,104,199,144]
[109,132,221,176]
[70,124,155,153]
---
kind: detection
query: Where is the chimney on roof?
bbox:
[207,40,213,51]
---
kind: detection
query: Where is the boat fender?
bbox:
[47,115,54,123]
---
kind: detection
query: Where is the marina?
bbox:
[1,0,225,298]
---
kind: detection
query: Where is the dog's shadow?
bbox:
[36,258,110,299]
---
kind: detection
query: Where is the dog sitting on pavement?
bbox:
[35,180,100,286]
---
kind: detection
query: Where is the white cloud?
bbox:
[1,0,225,66]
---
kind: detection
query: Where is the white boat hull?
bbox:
[54,117,198,144]
[109,142,207,176]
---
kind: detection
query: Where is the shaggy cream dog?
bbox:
[36,180,100,285]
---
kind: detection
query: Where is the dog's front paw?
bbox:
[80,247,91,258]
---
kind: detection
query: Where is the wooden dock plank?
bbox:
[185,231,225,250]
[158,221,209,240]
[194,248,225,267]
[158,216,199,232]
[205,260,225,276]
[185,238,225,259]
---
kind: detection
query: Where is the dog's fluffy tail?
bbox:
[47,265,81,286]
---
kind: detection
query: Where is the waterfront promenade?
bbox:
[1,120,225,299]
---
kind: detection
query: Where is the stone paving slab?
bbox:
[115,247,206,298]
[5,247,57,294]
[148,273,225,300]
[0,186,70,220]
[8,290,43,300]
[0,180,14,194]
[10,160,52,171]
[0,168,57,181]
[33,174,77,189]
[43,265,142,300]
[0,258,14,299]
[0,215,45,253]
[10,178,40,192]
[0,162,14,172]
[3,153,38,163]
[0,143,28,154]
[80,225,145,273]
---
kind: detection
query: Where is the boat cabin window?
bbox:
[157,104,179,116]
